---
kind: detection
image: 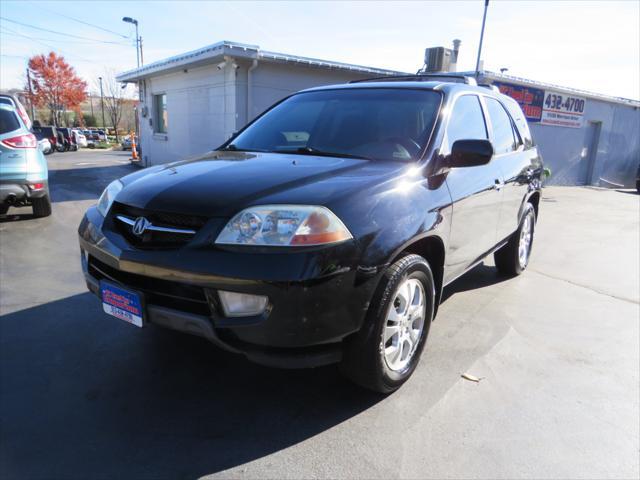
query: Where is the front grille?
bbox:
[110,202,208,249]
[88,255,211,316]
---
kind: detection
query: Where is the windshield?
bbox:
[227,88,441,162]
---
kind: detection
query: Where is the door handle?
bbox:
[493,179,505,191]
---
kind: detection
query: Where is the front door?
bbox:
[444,94,503,283]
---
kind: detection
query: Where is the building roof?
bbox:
[116,40,407,82]
[115,40,639,108]
[475,70,640,107]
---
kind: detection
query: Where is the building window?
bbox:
[154,94,167,133]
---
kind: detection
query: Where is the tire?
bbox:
[32,195,52,218]
[340,254,435,393]
[0,205,8,215]
[494,202,536,276]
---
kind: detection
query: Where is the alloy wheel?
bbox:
[382,277,426,372]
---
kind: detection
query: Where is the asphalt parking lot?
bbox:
[1,150,638,479]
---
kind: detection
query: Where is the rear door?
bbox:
[0,108,27,180]
[444,94,504,282]
[483,96,538,241]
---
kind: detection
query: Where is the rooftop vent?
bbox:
[423,47,453,73]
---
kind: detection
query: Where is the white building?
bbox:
[116,41,403,166]
[117,41,640,188]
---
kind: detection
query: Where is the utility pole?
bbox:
[139,36,144,66]
[25,68,35,120]
[475,0,490,77]
[98,76,106,129]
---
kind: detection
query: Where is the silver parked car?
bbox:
[0,104,51,216]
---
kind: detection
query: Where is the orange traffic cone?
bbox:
[131,132,138,161]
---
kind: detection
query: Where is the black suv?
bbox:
[79,77,543,392]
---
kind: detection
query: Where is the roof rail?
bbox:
[479,83,500,93]
[350,74,478,85]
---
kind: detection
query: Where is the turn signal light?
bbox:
[2,133,37,149]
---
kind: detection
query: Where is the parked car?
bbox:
[96,129,107,142]
[636,163,640,193]
[0,104,51,216]
[120,136,138,151]
[78,76,543,392]
[0,93,32,130]
[36,136,52,155]
[58,127,78,151]
[32,125,60,153]
[72,129,87,148]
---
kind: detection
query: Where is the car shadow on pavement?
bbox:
[0,292,383,479]
[48,164,137,204]
[0,213,36,223]
[1,264,513,478]
[440,263,511,303]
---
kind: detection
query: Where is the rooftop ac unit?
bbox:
[424,47,453,73]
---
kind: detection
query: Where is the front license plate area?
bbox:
[100,280,144,327]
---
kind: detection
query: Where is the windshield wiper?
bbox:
[219,144,268,153]
[274,146,371,161]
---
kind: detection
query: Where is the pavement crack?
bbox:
[529,268,639,305]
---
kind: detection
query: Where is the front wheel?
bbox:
[340,254,435,393]
[494,203,536,276]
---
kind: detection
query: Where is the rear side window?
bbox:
[0,109,20,134]
[0,98,13,106]
[503,98,533,148]
[446,95,487,148]
[485,97,517,155]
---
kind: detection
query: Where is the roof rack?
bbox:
[349,74,478,86]
[479,83,500,93]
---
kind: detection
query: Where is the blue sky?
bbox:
[1,1,638,100]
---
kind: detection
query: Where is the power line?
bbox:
[0,27,102,64]
[24,2,130,39]
[0,17,131,45]
[1,54,30,60]
[0,27,133,46]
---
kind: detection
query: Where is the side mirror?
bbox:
[449,139,493,168]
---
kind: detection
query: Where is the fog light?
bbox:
[218,290,268,317]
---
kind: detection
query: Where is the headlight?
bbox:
[96,180,123,216]
[215,205,352,246]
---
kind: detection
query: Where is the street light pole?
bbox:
[26,68,35,120]
[475,0,490,77]
[122,16,143,164]
[122,17,140,68]
[98,76,106,129]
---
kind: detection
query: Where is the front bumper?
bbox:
[79,206,380,368]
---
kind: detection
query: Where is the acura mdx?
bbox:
[78,77,543,392]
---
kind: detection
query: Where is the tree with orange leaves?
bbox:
[26,52,87,126]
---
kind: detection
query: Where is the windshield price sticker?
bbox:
[540,91,586,128]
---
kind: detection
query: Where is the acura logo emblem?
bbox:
[132,217,151,236]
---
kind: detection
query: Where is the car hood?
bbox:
[115,151,406,217]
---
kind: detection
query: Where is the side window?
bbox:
[485,97,517,155]
[0,109,20,134]
[446,95,487,149]
[153,94,168,134]
[504,99,533,148]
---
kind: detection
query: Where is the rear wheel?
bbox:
[340,254,435,393]
[32,195,52,218]
[494,203,536,276]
